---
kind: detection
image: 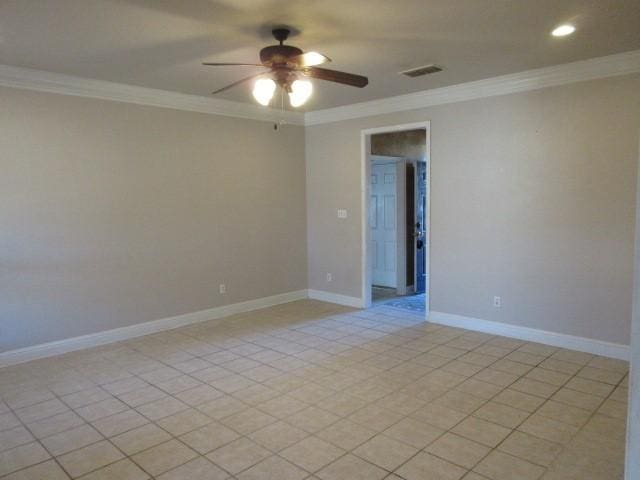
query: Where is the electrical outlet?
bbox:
[219,284,226,294]
[326,273,332,282]
[493,296,501,308]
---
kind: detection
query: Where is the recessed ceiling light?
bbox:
[552,24,576,37]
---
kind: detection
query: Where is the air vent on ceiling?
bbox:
[400,64,443,77]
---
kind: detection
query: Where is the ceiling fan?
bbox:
[203,27,368,108]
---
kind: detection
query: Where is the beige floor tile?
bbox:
[492,389,545,413]
[410,404,467,430]
[497,431,562,467]
[281,436,346,472]
[111,423,171,455]
[208,375,257,394]
[317,454,388,480]
[518,413,579,444]
[375,392,427,415]
[454,379,503,400]
[117,386,167,408]
[0,442,51,477]
[61,387,111,409]
[451,417,511,448]
[236,455,308,480]
[576,366,625,385]
[441,360,485,377]
[538,359,582,375]
[316,419,376,450]
[156,408,212,436]
[317,393,369,417]
[285,405,340,433]
[550,350,593,366]
[156,456,229,480]
[504,351,546,366]
[41,424,103,456]
[232,384,280,406]
[347,404,403,432]
[536,400,591,427]
[510,378,559,399]
[102,377,148,396]
[257,395,309,418]
[0,412,22,432]
[197,395,248,420]
[174,385,224,406]
[474,450,545,480]
[383,417,444,449]
[489,360,532,376]
[131,439,197,476]
[179,421,240,454]
[395,452,467,480]
[155,376,203,395]
[564,377,613,398]
[352,434,418,471]
[473,402,529,428]
[0,425,34,452]
[551,388,603,411]
[220,407,277,435]
[248,421,309,452]
[597,398,627,420]
[524,368,572,387]
[58,440,124,478]
[425,432,491,469]
[472,369,519,387]
[90,410,149,438]
[0,302,629,480]
[206,438,271,474]
[433,390,487,414]
[78,458,150,479]
[1,459,70,480]
[517,343,557,357]
[421,370,467,388]
[26,411,86,439]
[135,396,188,421]
[15,399,69,424]
[75,398,128,422]
[3,388,55,411]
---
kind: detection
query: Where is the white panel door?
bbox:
[371,163,397,287]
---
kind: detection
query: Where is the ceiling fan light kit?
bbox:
[204,27,368,109]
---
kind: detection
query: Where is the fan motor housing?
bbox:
[260,45,303,65]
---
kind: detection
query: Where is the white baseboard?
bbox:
[0,290,308,368]
[429,311,630,361]
[307,289,364,308]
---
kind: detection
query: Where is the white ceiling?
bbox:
[1,0,639,111]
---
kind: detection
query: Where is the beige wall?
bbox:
[306,74,640,345]
[1,87,307,352]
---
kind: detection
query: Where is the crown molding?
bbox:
[0,64,305,125]
[2,50,639,128]
[304,49,640,126]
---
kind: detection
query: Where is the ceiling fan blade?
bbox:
[211,73,266,95]
[290,51,331,67]
[203,62,265,67]
[304,67,368,87]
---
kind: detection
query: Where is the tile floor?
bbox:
[0,300,629,480]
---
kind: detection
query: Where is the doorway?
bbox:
[361,122,430,316]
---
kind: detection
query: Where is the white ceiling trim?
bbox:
[304,49,640,126]
[0,64,305,125]
[1,50,638,127]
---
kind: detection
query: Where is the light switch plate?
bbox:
[337,209,348,219]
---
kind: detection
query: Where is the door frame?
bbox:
[360,121,431,316]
